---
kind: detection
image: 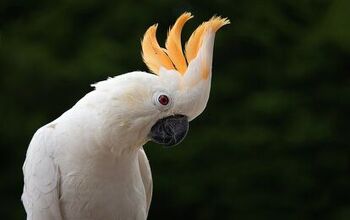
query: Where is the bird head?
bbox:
[94,12,229,149]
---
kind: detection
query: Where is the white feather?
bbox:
[22,71,154,220]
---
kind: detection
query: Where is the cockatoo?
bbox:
[22,12,229,220]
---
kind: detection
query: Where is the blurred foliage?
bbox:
[1,0,350,219]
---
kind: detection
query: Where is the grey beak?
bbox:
[149,114,189,147]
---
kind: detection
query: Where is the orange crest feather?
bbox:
[141,13,230,75]
[141,24,175,74]
[185,16,230,64]
[165,12,193,74]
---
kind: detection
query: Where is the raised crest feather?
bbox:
[141,13,230,75]
[165,12,193,74]
[186,16,230,64]
[141,24,175,74]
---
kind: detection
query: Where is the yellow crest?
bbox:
[141,12,230,75]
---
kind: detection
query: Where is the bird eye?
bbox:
[153,92,172,111]
[158,94,169,106]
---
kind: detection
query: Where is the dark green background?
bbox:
[1,0,349,219]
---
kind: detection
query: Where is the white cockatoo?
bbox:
[22,12,229,220]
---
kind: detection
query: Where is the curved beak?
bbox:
[149,114,189,147]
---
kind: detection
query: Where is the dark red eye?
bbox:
[158,95,169,105]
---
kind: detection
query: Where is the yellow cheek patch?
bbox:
[141,12,230,75]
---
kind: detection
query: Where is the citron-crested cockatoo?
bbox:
[22,12,229,220]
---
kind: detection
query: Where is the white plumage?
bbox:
[22,73,154,219]
[22,13,229,220]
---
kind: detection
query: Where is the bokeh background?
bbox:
[1,0,350,219]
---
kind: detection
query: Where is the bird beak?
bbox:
[149,115,189,147]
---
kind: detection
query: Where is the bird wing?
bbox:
[22,127,63,220]
[138,147,153,215]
